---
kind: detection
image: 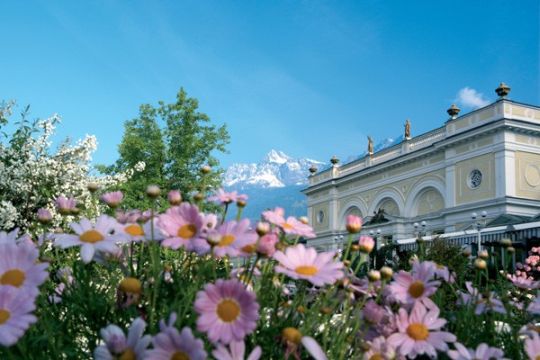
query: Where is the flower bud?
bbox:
[37,208,52,224]
[500,238,512,247]
[380,266,393,280]
[478,250,489,259]
[296,305,305,314]
[346,215,362,234]
[367,270,381,282]
[507,246,516,253]
[256,222,270,236]
[282,327,302,345]
[167,190,182,205]
[358,236,375,254]
[146,185,161,198]
[236,199,247,208]
[200,165,212,174]
[351,244,360,252]
[206,230,222,246]
[474,258,487,270]
[299,216,309,225]
[462,247,472,257]
[193,193,204,202]
[101,191,124,208]
[87,182,100,193]
[119,277,142,294]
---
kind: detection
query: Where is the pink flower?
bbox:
[167,190,182,205]
[388,261,440,307]
[256,232,279,257]
[388,302,456,358]
[358,236,375,253]
[0,286,38,347]
[346,215,362,233]
[212,340,262,360]
[458,282,506,315]
[159,203,204,250]
[273,244,344,286]
[55,196,77,214]
[525,332,540,360]
[0,243,49,296]
[94,318,151,360]
[212,219,258,258]
[115,210,143,224]
[194,279,259,344]
[262,207,286,225]
[37,208,52,223]
[100,191,124,208]
[527,293,540,315]
[279,217,316,238]
[209,188,243,204]
[362,300,397,339]
[54,215,126,263]
[507,274,540,289]
[447,342,505,360]
[363,336,395,360]
[147,313,206,360]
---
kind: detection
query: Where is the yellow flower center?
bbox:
[177,224,196,239]
[281,223,293,230]
[406,323,429,341]
[282,327,302,344]
[535,356,540,360]
[119,277,142,294]
[79,230,104,243]
[408,280,425,298]
[119,349,136,360]
[216,299,241,322]
[295,265,318,276]
[0,269,26,287]
[0,309,10,324]
[125,224,144,237]
[171,352,190,360]
[241,244,256,253]
[218,234,235,247]
[369,354,384,360]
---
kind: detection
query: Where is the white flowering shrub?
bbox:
[0,101,144,231]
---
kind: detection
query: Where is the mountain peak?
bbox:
[265,149,291,164]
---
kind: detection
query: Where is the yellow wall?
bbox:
[515,151,540,200]
[455,153,495,205]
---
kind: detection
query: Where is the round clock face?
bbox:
[317,210,325,223]
[468,169,482,189]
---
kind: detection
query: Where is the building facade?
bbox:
[303,85,540,250]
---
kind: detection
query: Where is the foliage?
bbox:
[0,101,140,232]
[100,88,230,209]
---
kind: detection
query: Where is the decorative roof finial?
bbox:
[309,165,318,175]
[447,104,460,119]
[367,136,374,155]
[330,156,339,166]
[495,82,511,98]
[404,119,411,140]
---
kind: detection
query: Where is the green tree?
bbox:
[101,88,229,209]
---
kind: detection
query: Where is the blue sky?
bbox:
[1,1,538,168]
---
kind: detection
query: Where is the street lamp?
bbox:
[472,211,488,253]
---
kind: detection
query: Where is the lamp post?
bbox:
[413,221,428,239]
[471,211,488,253]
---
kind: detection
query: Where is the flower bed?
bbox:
[0,186,539,359]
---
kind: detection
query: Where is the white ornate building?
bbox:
[303,84,540,250]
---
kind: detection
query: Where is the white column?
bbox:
[328,187,339,232]
[495,149,515,198]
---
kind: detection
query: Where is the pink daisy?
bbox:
[54,215,126,263]
[100,191,124,208]
[262,207,286,226]
[279,217,316,238]
[209,188,240,204]
[212,219,258,258]
[55,195,77,214]
[525,332,540,360]
[147,313,207,360]
[158,203,204,250]
[387,302,456,358]
[0,243,49,296]
[194,279,259,344]
[212,340,262,360]
[0,229,33,247]
[447,342,505,360]
[528,293,540,315]
[387,261,440,307]
[273,244,344,287]
[458,282,506,315]
[0,286,38,347]
[362,336,396,360]
[115,210,143,224]
[94,317,151,360]
[507,274,540,290]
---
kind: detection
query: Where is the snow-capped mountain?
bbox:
[223,149,324,189]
